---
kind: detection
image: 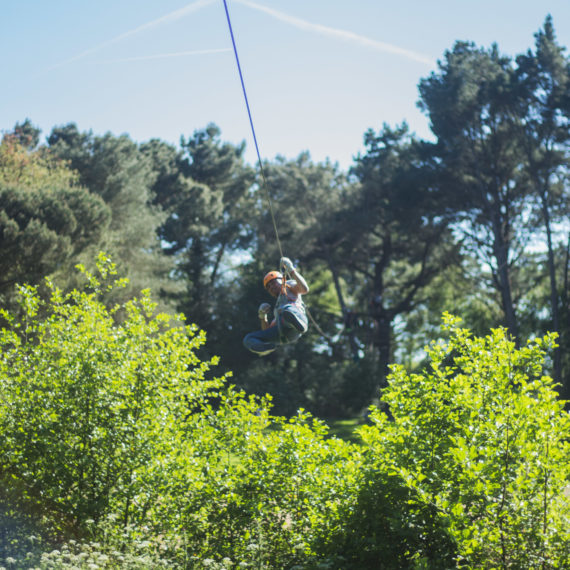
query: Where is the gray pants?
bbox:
[243,305,308,355]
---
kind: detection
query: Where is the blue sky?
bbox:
[2,0,570,169]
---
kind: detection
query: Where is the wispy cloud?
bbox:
[90,48,230,64]
[235,0,434,67]
[46,0,218,71]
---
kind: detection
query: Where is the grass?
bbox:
[327,417,364,443]
[265,415,365,443]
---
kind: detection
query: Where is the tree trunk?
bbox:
[369,239,394,385]
[491,213,519,343]
[370,258,392,386]
[324,248,360,360]
[373,307,392,385]
[561,233,570,401]
[540,190,561,384]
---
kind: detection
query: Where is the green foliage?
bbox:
[174,410,362,568]
[0,517,176,569]
[46,124,177,307]
[152,124,255,332]
[514,16,570,394]
[347,123,460,379]
[5,17,570,555]
[0,134,110,301]
[0,253,226,540]
[1,258,569,569]
[0,254,361,568]
[357,314,570,568]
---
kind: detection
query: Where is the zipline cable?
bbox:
[222,0,336,343]
[222,0,284,262]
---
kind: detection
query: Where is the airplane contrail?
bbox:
[234,0,435,67]
[46,0,217,71]
[90,48,230,64]
[46,0,433,74]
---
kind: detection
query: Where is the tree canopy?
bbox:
[1,16,570,409]
[2,15,570,568]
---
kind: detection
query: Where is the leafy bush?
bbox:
[200,411,362,568]
[352,314,570,568]
[0,254,361,568]
[1,261,568,569]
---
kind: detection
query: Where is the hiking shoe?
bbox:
[282,310,306,333]
[257,349,275,357]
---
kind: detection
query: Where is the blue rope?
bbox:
[222,0,284,261]
[222,1,334,340]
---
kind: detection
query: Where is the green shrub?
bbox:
[2,260,567,570]
[354,314,570,568]
[0,254,361,568]
[0,254,235,549]
[206,411,363,568]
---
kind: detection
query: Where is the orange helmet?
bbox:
[263,271,282,288]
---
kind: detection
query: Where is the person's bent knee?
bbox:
[243,333,255,352]
[243,332,275,355]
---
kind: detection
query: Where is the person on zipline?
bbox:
[243,257,309,356]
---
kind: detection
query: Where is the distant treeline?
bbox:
[1,15,569,414]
